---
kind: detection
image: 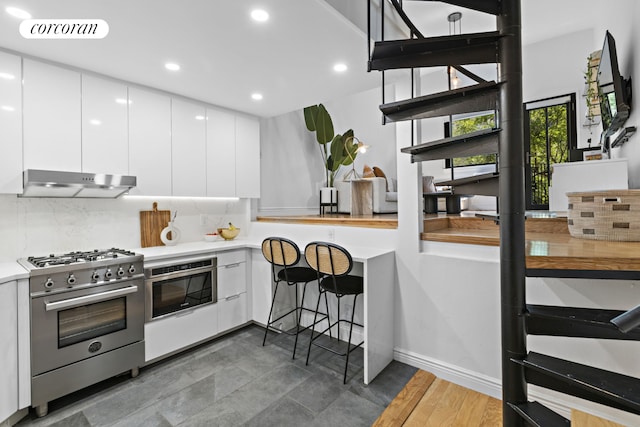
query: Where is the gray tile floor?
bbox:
[17,325,417,427]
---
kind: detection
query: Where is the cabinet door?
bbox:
[218,261,246,299]
[235,115,260,198]
[81,75,129,174]
[23,59,81,172]
[218,293,248,333]
[206,109,236,197]
[0,281,18,421]
[0,52,23,193]
[171,99,206,197]
[128,88,172,196]
[144,303,218,362]
[251,250,273,325]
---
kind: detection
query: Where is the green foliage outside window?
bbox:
[451,113,497,167]
[527,104,569,207]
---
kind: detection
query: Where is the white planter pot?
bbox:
[320,187,337,204]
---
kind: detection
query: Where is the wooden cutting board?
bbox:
[139,202,171,248]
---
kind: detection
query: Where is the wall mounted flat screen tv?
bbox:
[597,30,632,144]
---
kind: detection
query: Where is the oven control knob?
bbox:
[117,267,125,278]
[91,271,100,282]
[105,269,113,279]
[128,265,136,274]
[44,278,54,289]
[67,274,76,285]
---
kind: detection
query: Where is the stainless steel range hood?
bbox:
[21,169,137,198]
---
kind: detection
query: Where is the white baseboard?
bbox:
[392,347,640,426]
[393,347,502,400]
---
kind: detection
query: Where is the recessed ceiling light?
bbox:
[0,72,15,80]
[1,105,15,112]
[165,62,180,71]
[251,93,263,101]
[6,6,31,19]
[89,119,101,125]
[333,63,348,72]
[195,115,205,120]
[251,9,269,22]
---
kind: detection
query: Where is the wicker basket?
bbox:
[567,190,640,241]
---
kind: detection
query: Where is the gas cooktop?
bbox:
[22,248,139,269]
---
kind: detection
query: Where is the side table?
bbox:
[351,180,373,216]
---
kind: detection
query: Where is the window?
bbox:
[445,111,497,168]
[524,94,577,210]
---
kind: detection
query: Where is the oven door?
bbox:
[31,279,144,376]
[145,265,216,322]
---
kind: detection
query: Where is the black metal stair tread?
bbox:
[370,32,501,71]
[513,352,640,415]
[526,305,640,340]
[380,81,501,122]
[400,128,500,161]
[437,172,498,187]
[507,401,570,427]
[411,0,501,15]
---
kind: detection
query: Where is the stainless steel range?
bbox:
[19,248,145,417]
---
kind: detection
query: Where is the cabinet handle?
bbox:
[225,294,241,301]
[224,263,241,269]
[175,308,196,317]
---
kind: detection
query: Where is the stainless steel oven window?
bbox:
[151,270,213,318]
[58,297,127,348]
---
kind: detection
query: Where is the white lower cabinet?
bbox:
[0,280,18,423]
[144,303,219,363]
[217,249,248,332]
[218,293,248,333]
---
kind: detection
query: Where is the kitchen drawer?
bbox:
[144,303,218,362]
[218,292,248,333]
[216,249,246,266]
[218,260,246,298]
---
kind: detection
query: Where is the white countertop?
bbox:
[132,239,254,262]
[132,238,393,263]
[0,261,29,284]
[0,239,395,283]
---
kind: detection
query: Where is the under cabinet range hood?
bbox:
[21,169,137,198]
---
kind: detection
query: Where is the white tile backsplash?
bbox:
[0,194,250,261]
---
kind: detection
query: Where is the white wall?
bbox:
[617,1,640,186]
[0,195,250,262]
[258,86,397,215]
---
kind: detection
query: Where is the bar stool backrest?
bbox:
[262,237,302,283]
[304,242,353,278]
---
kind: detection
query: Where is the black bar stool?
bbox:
[261,237,331,359]
[304,241,364,383]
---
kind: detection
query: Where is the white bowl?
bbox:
[204,234,218,242]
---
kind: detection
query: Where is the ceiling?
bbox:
[0,0,600,118]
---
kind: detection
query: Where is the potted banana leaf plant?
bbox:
[303,104,358,206]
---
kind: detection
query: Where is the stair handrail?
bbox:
[387,0,424,39]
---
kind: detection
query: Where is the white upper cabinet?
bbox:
[0,52,23,193]
[206,109,236,197]
[81,75,129,175]
[23,59,81,172]
[128,88,172,196]
[171,99,206,197]
[235,115,260,198]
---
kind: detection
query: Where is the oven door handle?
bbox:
[44,285,139,312]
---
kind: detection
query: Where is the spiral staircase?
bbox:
[366,1,640,425]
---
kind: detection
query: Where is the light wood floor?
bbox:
[374,370,627,427]
[373,371,501,427]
